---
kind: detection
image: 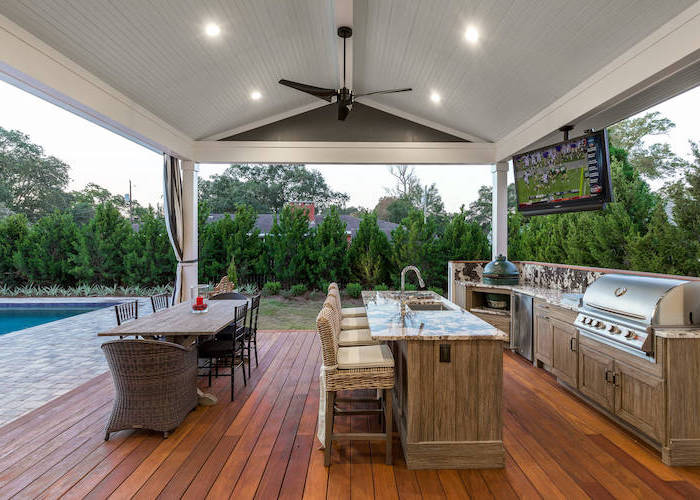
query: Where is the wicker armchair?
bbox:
[101,339,198,440]
[316,306,394,466]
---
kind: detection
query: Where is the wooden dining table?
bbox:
[99,299,247,405]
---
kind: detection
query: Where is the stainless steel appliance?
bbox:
[512,292,533,361]
[575,274,700,360]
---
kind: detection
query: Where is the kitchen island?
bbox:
[362,290,508,469]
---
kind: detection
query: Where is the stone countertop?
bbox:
[654,328,700,339]
[458,280,583,311]
[361,290,509,342]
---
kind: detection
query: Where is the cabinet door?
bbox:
[614,360,664,442]
[551,317,578,387]
[578,344,614,411]
[534,311,552,366]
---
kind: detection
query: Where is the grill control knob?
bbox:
[608,325,620,334]
[624,331,634,339]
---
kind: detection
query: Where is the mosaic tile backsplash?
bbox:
[452,261,604,293]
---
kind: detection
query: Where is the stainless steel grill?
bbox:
[574,274,700,359]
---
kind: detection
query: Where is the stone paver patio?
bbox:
[0,297,152,426]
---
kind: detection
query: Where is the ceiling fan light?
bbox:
[464,25,479,44]
[205,23,221,37]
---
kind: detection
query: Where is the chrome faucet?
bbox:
[401,266,425,293]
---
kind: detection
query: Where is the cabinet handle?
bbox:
[605,370,612,383]
[613,372,620,386]
[570,337,577,352]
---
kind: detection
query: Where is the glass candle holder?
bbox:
[190,284,211,313]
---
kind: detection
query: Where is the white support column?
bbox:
[491,161,509,260]
[180,160,199,301]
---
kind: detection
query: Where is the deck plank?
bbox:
[2,339,700,499]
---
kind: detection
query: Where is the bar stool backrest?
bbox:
[150,293,170,313]
[322,297,341,341]
[115,300,139,326]
[316,307,338,370]
[328,288,342,311]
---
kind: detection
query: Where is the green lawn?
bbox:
[257,295,364,330]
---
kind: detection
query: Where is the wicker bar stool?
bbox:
[323,295,378,347]
[328,283,367,319]
[328,288,369,330]
[316,306,394,466]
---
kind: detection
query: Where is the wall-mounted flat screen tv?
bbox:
[513,129,613,216]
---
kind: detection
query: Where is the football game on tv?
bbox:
[512,129,613,216]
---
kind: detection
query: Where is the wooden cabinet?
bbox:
[577,337,665,443]
[551,317,578,387]
[578,343,615,411]
[534,307,552,366]
[614,360,664,442]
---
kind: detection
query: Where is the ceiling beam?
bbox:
[0,13,193,159]
[335,0,353,90]
[495,1,700,162]
[193,140,496,165]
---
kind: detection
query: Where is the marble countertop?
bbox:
[361,290,509,341]
[458,280,583,311]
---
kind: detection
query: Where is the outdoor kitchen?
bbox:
[449,258,700,467]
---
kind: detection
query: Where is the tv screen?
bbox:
[513,129,613,216]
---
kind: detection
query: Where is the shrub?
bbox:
[374,284,389,291]
[290,283,307,296]
[403,283,417,291]
[262,281,282,296]
[238,283,258,296]
[345,282,362,298]
[429,286,444,296]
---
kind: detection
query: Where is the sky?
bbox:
[0,79,698,212]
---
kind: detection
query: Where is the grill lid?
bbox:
[583,274,689,323]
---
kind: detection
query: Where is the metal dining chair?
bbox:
[150,293,170,313]
[114,300,138,326]
[197,303,248,401]
[241,294,261,377]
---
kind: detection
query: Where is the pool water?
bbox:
[0,304,118,335]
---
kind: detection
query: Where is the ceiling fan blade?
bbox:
[278,79,337,102]
[338,103,350,121]
[354,87,412,98]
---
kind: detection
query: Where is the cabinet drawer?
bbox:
[534,299,577,324]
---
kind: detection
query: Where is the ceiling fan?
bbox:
[279,26,412,121]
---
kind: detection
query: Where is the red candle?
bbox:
[196,296,204,306]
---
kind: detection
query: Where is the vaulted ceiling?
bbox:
[0,0,696,143]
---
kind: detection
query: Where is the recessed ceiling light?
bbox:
[250,91,262,101]
[464,26,479,44]
[430,92,441,104]
[205,23,221,37]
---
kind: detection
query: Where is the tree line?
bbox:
[198,203,489,292]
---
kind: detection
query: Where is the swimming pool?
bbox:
[0,302,120,335]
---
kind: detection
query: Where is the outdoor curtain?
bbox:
[163,154,186,303]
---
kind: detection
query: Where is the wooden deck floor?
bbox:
[2,330,700,499]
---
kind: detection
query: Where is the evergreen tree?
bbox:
[83,203,133,285]
[315,207,350,285]
[124,208,176,286]
[267,205,315,286]
[0,214,28,286]
[14,211,88,286]
[199,215,236,283]
[348,213,392,286]
[629,204,700,276]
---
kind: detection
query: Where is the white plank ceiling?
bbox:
[0,0,695,142]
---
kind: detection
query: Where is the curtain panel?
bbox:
[163,154,186,303]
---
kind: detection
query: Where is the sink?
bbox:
[406,301,454,312]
